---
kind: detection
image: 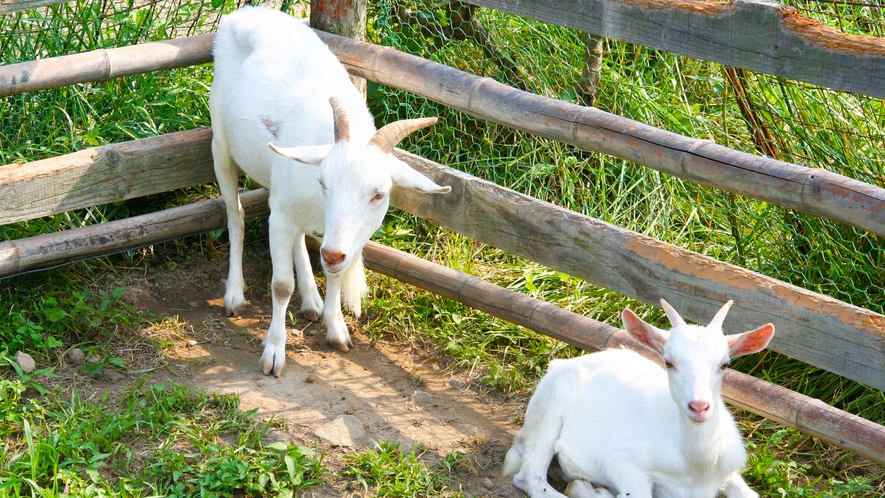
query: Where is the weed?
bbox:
[343,440,461,497]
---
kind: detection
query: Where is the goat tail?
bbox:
[502,434,525,478]
[342,252,368,318]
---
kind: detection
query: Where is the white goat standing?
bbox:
[504,299,775,498]
[209,6,450,376]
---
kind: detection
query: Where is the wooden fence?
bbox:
[2,0,885,464]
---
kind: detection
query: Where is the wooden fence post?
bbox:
[310,0,367,99]
[578,33,603,106]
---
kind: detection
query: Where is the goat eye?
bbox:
[664,360,674,369]
[371,191,387,202]
[720,363,729,370]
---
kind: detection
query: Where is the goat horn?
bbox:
[329,97,350,143]
[660,299,687,328]
[367,117,438,153]
[709,300,734,329]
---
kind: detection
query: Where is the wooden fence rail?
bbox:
[3,114,885,392]
[0,0,63,14]
[467,0,885,100]
[3,32,885,241]
[0,34,214,97]
[1,184,884,464]
[391,150,885,392]
[3,0,884,100]
[317,30,885,241]
[0,128,214,225]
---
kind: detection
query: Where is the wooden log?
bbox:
[0,189,269,278]
[3,191,883,463]
[389,149,885,392]
[465,0,885,100]
[0,128,214,225]
[314,31,885,241]
[5,34,885,244]
[360,239,885,466]
[0,34,214,97]
[0,0,68,14]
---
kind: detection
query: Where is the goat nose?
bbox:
[321,248,346,267]
[688,401,710,415]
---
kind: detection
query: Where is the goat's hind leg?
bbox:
[212,137,247,316]
[293,234,323,322]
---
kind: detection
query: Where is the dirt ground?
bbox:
[83,240,528,497]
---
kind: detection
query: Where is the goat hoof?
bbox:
[260,346,286,376]
[302,310,319,322]
[329,340,350,353]
[225,303,245,317]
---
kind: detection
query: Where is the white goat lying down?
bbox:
[504,299,775,498]
[210,6,451,376]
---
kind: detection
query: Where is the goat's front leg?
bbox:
[212,139,247,316]
[260,213,298,377]
[322,270,352,352]
[292,233,323,321]
[721,472,758,498]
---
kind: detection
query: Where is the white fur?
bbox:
[210,6,449,376]
[504,299,775,498]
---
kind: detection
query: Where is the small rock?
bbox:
[67,348,86,365]
[188,301,200,308]
[410,390,432,406]
[100,368,122,382]
[185,340,198,348]
[431,364,440,371]
[313,415,365,447]
[482,478,494,489]
[86,355,101,364]
[446,379,465,390]
[14,351,35,373]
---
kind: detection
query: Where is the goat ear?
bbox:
[622,308,669,355]
[727,323,775,358]
[388,156,451,194]
[268,143,333,165]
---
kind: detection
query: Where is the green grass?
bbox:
[342,441,468,497]
[0,378,325,497]
[2,0,885,495]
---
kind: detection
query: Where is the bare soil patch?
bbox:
[80,241,526,497]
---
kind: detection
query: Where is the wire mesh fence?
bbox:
[364,0,885,318]
[1,0,885,423]
[1,0,884,336]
